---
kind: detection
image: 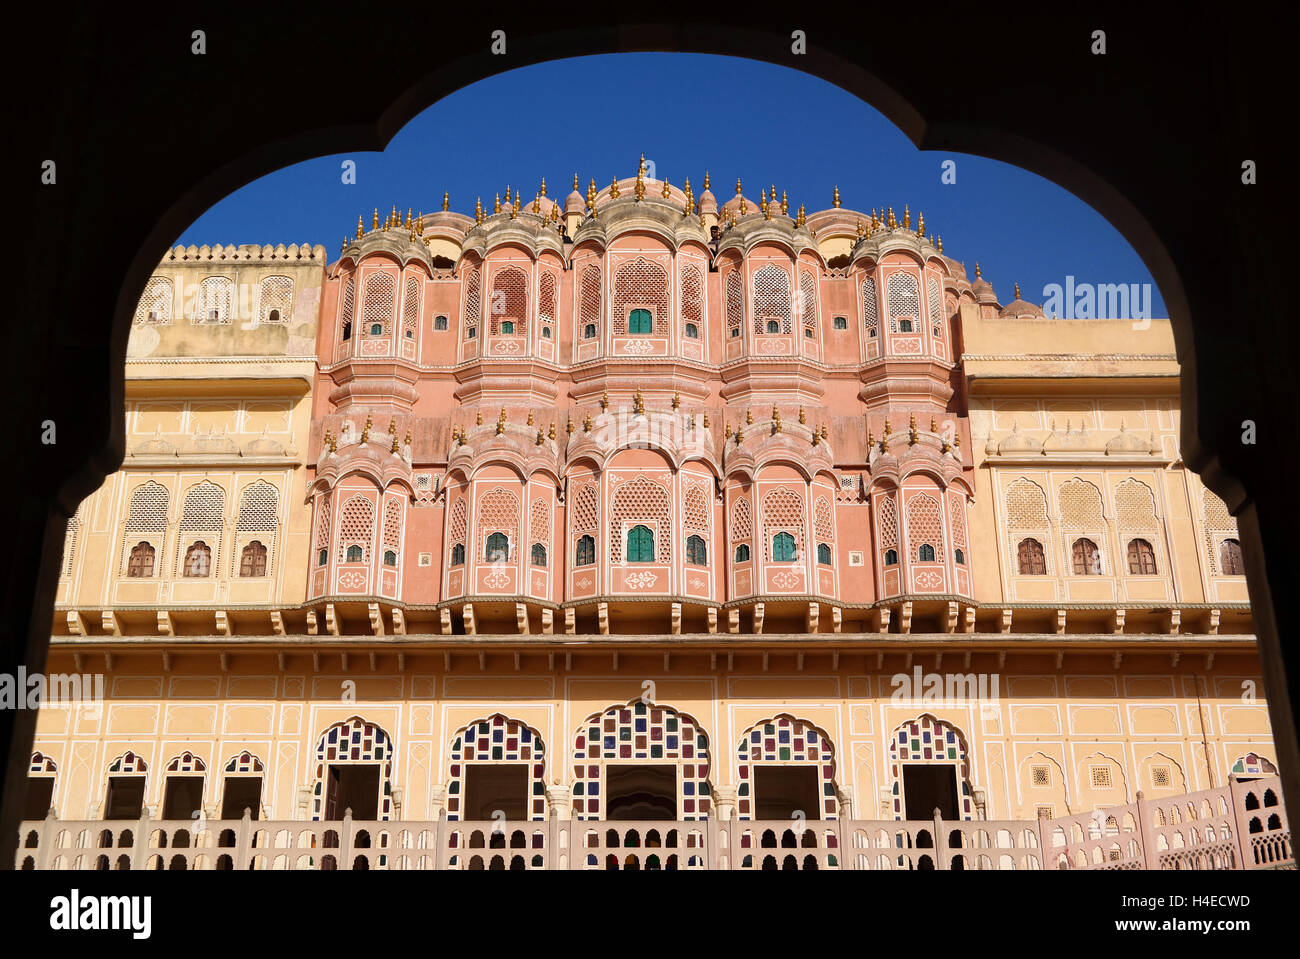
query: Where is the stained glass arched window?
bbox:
[626,525,654,563]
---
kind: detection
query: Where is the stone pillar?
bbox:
[712,785,738,821]
[546,785,572,820]
[973,788,988,821]
[429,784,447,821]
[836,785,855,821]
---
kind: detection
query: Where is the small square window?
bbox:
[1031,765,1050,787]
[467,327,477,339]
[1090,766,1112,789]
[418,552,433,567]
[1151,766,1171,788]
[833,316,847,330]
[848,551,864,567]
[804,327,813,338]
[434,315,448,330]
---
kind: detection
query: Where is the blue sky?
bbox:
[178,53,1165,316]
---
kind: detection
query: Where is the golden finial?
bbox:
[739,195,747,216]
[600,389,609,412]
[361,417,371,444]
[832,185,841,208]
[565,416,574,435]
[888,206,897,230]
[796,203,806,228]
[781,190,789,216]
[703,414,710,428]
[774,414,782,434]
[687,413,695,430]
[417,212,425,232]
[903,205,911,230]
[341,237,347,256]
[867,429,874,447]
[532,193,541,214]
[498,406,507,424]
[771,403,778,420]
[476,410,483,425]
[527,410,534,426]
[611,176,620,199]
[587,179,598,218]
[505,186,512,206]
[736,177,743,195]
[635,163,645,201]
[496,418,506,436]
[633,388,645,415]
[746,409,753,425]
[1014,282,1022,300]
[884,417,892,434]
[539,177,547,197]
[799,406,806,424]
[703,171,711,191]
[975,262,982,279]
[356,215,364,239]
[372,208,380,230]
[405,208,412,229]
[812,429,820,446]
[583,412,593,432]
[770,183,777,203]
[735,427,744,444]
[391,205,399,226]
[535,429,544,446]
[548,422,556,440]
[820,424,827,439]
[931,417,939,433]
[937,235,943,253]
[404,430,412,446]
[329,431,337,453]
[512,195,521,218]
[909,413,918,445]
[725,423,733,438]
[672,391,680,410]
[639,152,646,174]
[475,197,483,224]
[856,219,865,239]
[573,172,580,191]
[550,202,559,223]
[387,417,396,436]
[662,177,671,199]
[761,190,772,220]
[494,193,502,214]
[917,211,925,237]
[391,431,401,453]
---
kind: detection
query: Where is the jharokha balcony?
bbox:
[15,774,1291,871]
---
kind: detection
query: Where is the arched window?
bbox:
[626,525,654,563]
[467,327,477,339]
[884,548,898,566]
[531,543,547,567]
[685,323,699,339]
[370,322,383,335]
[954,548,965,565]
[628,309,652,334]
[1071,538,1101,575]
[772,532,797,562]
[804,327,813,338]
[346,545,363,563]
[240,541,267,577]
[817,542,832,565]
[317,548,328,566]
[686,534,707,565]
[766,319,779,334]
[583,323,597,339]
[183,542,211,577]
[735,543,751,562]
[1220,538,1244,575]
[383,549,397,567]
[1127,538,1156,574]
[731,326,741,338]
[127,542,155,578]
[342,320,352,340]
[434,315,448,330]
[541,326,552,339]
[1017,538,1046,575]
[501,320,515,335]
[899,319,914,332]
[918,543,936,562]
[833,316,847,330]
[485,532,509,563]
[576,534,595,566]
[450,543,465,566]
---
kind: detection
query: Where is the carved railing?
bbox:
[15,775,1290,871]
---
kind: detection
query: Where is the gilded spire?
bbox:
[736,177,743,195]
[917,211,925,237]
[1015,282,1022,299]
[633,388,645,415]
[832,185,841,208]
[662,176,671,199]
[746,409,753,425]
[856,219,865,239]
[796,203,806,228]
[532,193,541,214]
[672,390,680,410]
[391,431,400,454]
[535,429,544,446]
[703,413,710,428]
[496,407,506,435]
[937,235,943,253]
[573,172,580,191]
[975,262,982,279]
[583,412,592,432]
[505,186,512,206]
[781,190,788,216]
[610,176,620,199]
[903,205,911,230]
[635,161,645,201]
[356,215,364,239]
[548,422,556,440]
[703,171,711,191]
[565,416,574,435]
[441,191,449,212]
[372,208,379,230]
[888,206,897,230]
[494,193,502,214]
[476,410,483,425]
[539,177,547,197]
[600,389,609,412]
[405,208,412,229]
[799,406,806,424]
[587,178,598,218]
[739,194,747,216]
[527,409,534,426]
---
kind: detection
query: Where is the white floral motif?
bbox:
[625,571,658,590]
[484,567,511,589]
[914,570,944,590]
[622,339,654,354]
[770,568,803,590]
[337,570,366,590]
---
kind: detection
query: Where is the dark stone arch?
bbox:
[6,9,1294,869]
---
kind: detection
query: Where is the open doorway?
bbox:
[24,778,54,821]
[161,776,204,820]
[462,765,529,821]
[104,776,146,820]
[902,765,960,821]
[324,765,379,820]
[606,765,676,820]
[753,766,821,821]
[220,777,263,820]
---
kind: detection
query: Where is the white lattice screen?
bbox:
[949,494,968,549]
[403,276,421,336]
[478,487,520,547]
[683,484,709,532]
[888,272,919,330]
[490,268,527,335]
[340,278,355,330]
[861,277,879,334]
[539,271,557,326]
[464,267,482,328]
[1116,479,1158,529]
[1202,488,1236,574]
[928,276,942,334]
[726,271,744,334]
[906,493,945,555]
[448,497,467,544]
[314,495,331,549]
[762,487,805,560]
[362,273,396,335]
[260,275,294,324]
[126,483,169,531]
[198,276,233,323]
[877,495,898,549]
[609,476,671,562]
[612,257,668,334]
[799,270,817,327]
[1058,480,1104,528]
[135,276,173,324]
[814,497,834,541]
[573,485,598,531]
[339,495,375,560]
[180,483,225,529]
[730,496,752,542]
[383,499,403,551]
[63,505,81,576]
[236,482,278,530]
[681,263,704,332]
[753,264,792,334]
[530,499,551,544]
[579,266,601,336]
[1006,479,1049,528]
